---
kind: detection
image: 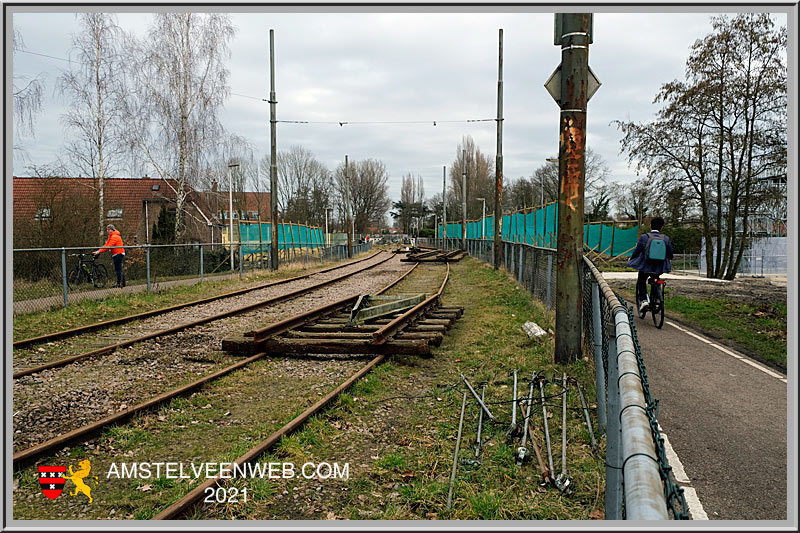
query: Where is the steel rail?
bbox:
[13,259,420,468]
[371,262,450,344]
[247,263,419,344]
[13,251,384,349]
[13,252,394,379]
[154,261,444,519]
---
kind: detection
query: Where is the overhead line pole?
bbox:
[269,29,279,271]
[554,13,591,363]
[442,165,447,249]
[461,150,467,251]
[345,155,352,258]
[494,28,504,270]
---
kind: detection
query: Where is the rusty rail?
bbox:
[12,258,417,468]
[13,252,394,378]
[13,251,383,349]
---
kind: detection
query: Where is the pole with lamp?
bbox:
[324,207,333,250]
[228,163,240,273]
[476,197,486,239]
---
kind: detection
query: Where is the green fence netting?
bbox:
[235,222,324,255]
[438,204,639,257]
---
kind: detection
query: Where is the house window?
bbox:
[107,207,123,219]
[250,212,259,219]
[152,184,160,191]
[35,207,51,220]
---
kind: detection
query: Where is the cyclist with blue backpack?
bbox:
[627,217,674,314]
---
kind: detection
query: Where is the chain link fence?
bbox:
[420,237,688,520]
[12,241,372,316]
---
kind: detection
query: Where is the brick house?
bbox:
[12,176,271,249]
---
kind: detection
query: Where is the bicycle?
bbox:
[67,253,108,289]
[636,273,666,329]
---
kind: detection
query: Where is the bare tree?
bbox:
[58,13,126,239]
[448,136,495,220]
[12,28,45,157]
[122,13,236,241]
[615,14,786,279]
[271,145,330,224]
[334,158,391,234]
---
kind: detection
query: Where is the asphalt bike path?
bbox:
[632,311,787,521]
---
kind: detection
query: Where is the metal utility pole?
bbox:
[345,155,352,258]
[494,28,504,270]
[461,150,467,251]
[554,13,591,363]
[442,165,447,249]
[228,163,239,273]
[269,29,279,271]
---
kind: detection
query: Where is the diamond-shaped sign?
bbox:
[544,64,601,106]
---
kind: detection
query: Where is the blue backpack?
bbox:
[646,233,667,261]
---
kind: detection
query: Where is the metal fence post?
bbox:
[144,244,150,292]
[61,248,68,308]
[591,281,607,433]
[546,253,553,310]
[239,243,243,279]
[200,245,204,283]
[517,245,524,285]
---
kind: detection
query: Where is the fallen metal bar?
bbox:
[447,391,468,511]
[460,374,495,422]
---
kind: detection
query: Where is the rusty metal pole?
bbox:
[345,155,352,258]
[554,13,590,364]
[494,28,504,269]
[461,150,467,251]
[269,29,279,271]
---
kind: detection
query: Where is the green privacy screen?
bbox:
[438,204,639,257]
[236,222,324,255]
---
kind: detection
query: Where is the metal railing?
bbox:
[420,237,687,520]
[12,241,373,315]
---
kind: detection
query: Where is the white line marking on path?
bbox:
[659,426,708,520]
[666,321,787,383]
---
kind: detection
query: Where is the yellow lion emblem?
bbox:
[63,459,98,503]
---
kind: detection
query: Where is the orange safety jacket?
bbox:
[97,230,125,256]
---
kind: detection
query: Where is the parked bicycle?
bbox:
[67,253,108,289]
[636,273,666,329]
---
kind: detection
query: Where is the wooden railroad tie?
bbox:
[221,299,465,358]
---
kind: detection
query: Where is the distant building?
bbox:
[12,176,270,249]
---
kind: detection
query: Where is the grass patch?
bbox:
[665,294,786,369]
[234,258,605,520]
[617,287,787,370]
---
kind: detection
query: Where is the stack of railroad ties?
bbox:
[222,293,464,358]
[398,246,467,263]
[447,370,599,509]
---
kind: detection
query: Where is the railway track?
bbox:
[12,252,408,455]
[13,258,461,521]
[13,251,393,378]
[13,251,384,350]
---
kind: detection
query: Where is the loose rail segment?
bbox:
[223,263,462,357]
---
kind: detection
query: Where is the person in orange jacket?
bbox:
[94,224,126,288]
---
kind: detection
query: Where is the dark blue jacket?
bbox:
[626,230,674,274]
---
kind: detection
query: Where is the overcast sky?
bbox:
[9,6,791,204]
